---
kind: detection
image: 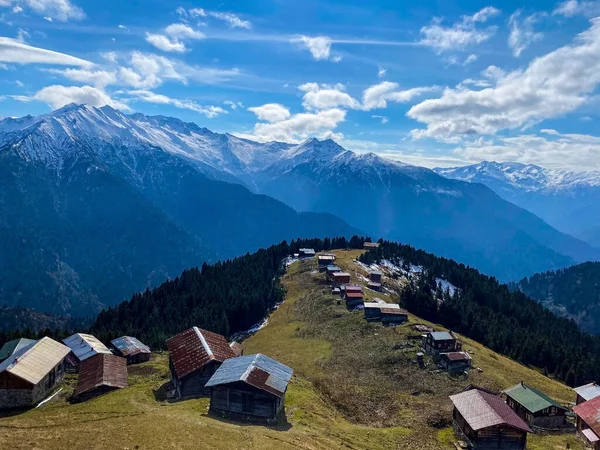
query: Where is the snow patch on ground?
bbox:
[435,278,457,296]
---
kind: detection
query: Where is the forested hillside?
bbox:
[91,236,369,348]
[514,262,600,335]
[360,243,600,386]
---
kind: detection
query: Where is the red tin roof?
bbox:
[73,353,128,398]
[574,396,600,439]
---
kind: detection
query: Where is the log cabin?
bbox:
[574,382,600,405]
[573,396,600,449]
[503,382,570,430]
[0,337,70,410]
[363,242,380,248]
[111,336,151,365]
[298,248,315,258]
[369,270,383,283]
[167,327,237,399]
[450,387,531,449]
[439,351,472,373]
[422,331,461,355]
[317,254,336,272]
[71,354,128,403]
[332,272,351,285]
[206,353,293,422]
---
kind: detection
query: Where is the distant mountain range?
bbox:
[435,161,600,247]
[513,262,600,335]
[2,104,598,317]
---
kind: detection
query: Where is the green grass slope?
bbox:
[0,250,585,449]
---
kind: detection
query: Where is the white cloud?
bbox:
[1,0,84,21]
[420,6,500,53]
[0,37,92,66]
[378,67,386,77]
[223,100,243,110]
[14,79,23,86]
[372,115,389,124]
[16,28,30,43]
[100,51,117,63]
[408,19,600,141]
[298,82,360,110]
[295,35,332,60]
[189,8,206,17]
[176,6,187,17]
[145,33,186,53]
[16,84,128,110]
[553,0,600,17]
[454,130,600,171]
[362,81,439,110]
[47,68,117,87]
[208,11,251,29]
[118,24,129,31]
[247,103,291,122]
[126,89,226,118]
[117,51,186,89]
[241,107,346,143]
[146,23,204,53]
[508,10,544,57]
[464,53,478,65]
[43,16,52,21]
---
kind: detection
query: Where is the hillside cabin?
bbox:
[369,270,383,283]
[345,291,364,310]
[63,333,112,372]
[363,302,408,325]
[317,254,336,271]
[573,396,600,449]
[298,248,315,258]
[367,281,382,291]
[111,336,151,365]
[167,327,237,399]
[0,338,36,363]
[439,352,472,372]
[422,331,461,355]
[326,265,342,280]
[72,354,128,403]
[332,272,351,285]
[0,337,70,410]
[363,242,380,249]
[574,382,600,405]
[206,353,293,422]
[503,382,570,430]
[229,342,244,357]
[344,284,363,293]
[331,287,341,295]
[450,387,531,449]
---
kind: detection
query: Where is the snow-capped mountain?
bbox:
[2,104,598,290]
[435,161,600,246]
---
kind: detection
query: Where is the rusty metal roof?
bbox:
[0,337,70,385]
[380,307,407,316]
[167,327,236,379]
[345,284,363,292]
[111,336,151,357]
[205,353,293,398]
[73,353,128,398]
[574,396,600,438]
[63,333,112,362]
[333,272,351,278]
[450,388,531,433]
[442,351,471,362]
[345,292,364,299]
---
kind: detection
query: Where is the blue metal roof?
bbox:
[430,331,454,341]
[574,383,600,402]
[111,336,151,356]
[205,353,293,397]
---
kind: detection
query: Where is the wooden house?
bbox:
[206,353,293,422]
[0,338,36,363]
[503,382,569,430]
[439,351,472,372]
[63,333,112,372]
[573,396,600,449]
[363,242,380,249]
[363,302,408,325]
[345,290,364,310]
[332,272,351,285]
[450,387,531,449]
[369,270,383,283]
[111,336,151,365]
[326,265,342,280]
[167,327,237,399]
[71,354,128,403]
[317,254,336,272]
[298,248,315,258]
[574,382,600,405]
[422,331,461,355]
[0,337,70,410]
[367,281,382,291]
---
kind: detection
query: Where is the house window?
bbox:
[526,413,533,422]
[550,406,556,415]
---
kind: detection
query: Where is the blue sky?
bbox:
[1,0,600,170]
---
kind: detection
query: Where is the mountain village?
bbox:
[1,247,600,450]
